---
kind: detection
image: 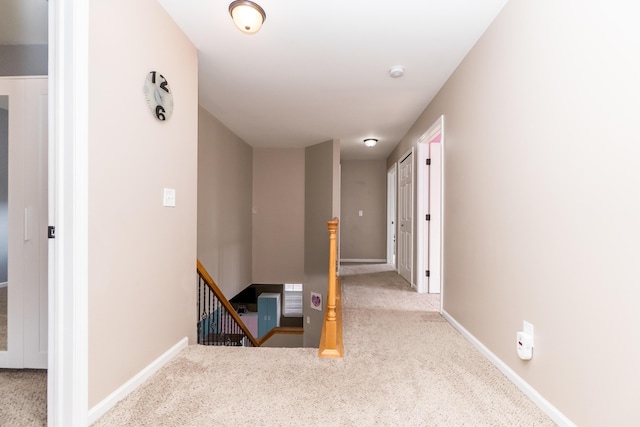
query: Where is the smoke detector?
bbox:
[389,65,405,78]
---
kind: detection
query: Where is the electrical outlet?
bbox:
[523,321,534,347]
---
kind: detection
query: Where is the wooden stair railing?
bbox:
[197,260,303,347]
[197,259,259,347]
[318,218,344,358]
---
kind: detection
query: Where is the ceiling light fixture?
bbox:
[229,0,266,34]
[364,138,378,148]
[389,65,405,78]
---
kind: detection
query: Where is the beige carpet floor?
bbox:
[0,286,47,427]
[0,368,47,426]
[95,264,555,426]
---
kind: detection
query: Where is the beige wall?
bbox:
[340,160,386,260]
[198,107,253,298]
[88,0,197,407]
[252,148,305,284]
[303,140,339,347]
[387,1,640,425]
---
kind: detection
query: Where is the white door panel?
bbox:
[398,152,413,285]
[0,78,48,369]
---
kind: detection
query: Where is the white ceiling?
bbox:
[1,0,509,160]
[159,0,508,160]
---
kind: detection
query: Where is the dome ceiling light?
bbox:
[364,138,378,148]
[229,0,266,34]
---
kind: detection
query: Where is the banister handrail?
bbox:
[197,259,259,347]
[319,217,343,358]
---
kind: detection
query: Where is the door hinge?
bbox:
[425,270,430,277]
[48,226,56,239]
[425,214,431,221]
[426,158,431,165]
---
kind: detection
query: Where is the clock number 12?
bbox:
[150,71,170,93]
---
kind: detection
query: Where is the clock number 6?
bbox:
[155,105,166,121]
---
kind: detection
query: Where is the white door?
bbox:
[416,115,444,295]
[0,78,48,369]
[398,151,413,285]
[387,164,397,266]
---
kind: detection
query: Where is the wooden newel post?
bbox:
[327,218,339,326]
[319,217,343,358]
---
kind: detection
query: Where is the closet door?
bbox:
[22,79,48,368]
[0,78,48,369]
[0,78,26,368]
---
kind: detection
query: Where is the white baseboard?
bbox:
[441,311,576,427]
[0,282,7,288]
[88,337,188,425]
[340,259,387,263]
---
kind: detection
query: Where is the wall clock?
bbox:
[143,71,173,121]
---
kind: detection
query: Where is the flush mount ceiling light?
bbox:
[229,0,266,34]
[364,138,378,148]
[389,65,405,78]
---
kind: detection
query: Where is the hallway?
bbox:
[93,264,554,426]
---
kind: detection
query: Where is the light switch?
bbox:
[163,188,176,207]
[358,210,363,217]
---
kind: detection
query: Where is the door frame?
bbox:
[416,115,445,299]
[386,163,397,266]
[49,0,90,425]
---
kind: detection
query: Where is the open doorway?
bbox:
[386,163,397,267]
[0,1,53,424]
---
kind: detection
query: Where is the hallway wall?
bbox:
[304,139,339,347]
[340,159,386,261]
[252,147,305,284]
[198,107,253,299]
[387,1,640,425]
[88,0,198,408]
[0,45,47,77]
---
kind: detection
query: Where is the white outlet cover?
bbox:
[523,321,534,347]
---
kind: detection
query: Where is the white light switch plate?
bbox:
[163,188,176,207]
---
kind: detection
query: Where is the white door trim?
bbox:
[416,115,445,296]
[49,0,89,425]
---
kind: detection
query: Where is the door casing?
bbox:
[416,115,445,298]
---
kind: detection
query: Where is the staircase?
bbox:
[197,260,259,347]
[197,260,304,347]
[196,217,342,355]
